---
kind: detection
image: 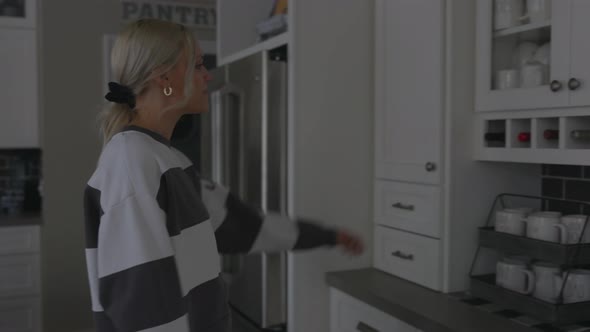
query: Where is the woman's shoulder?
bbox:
[88,132,174,205]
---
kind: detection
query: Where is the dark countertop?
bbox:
[326,268,539,332]
[0,212,42,227]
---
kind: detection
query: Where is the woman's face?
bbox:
[167,40,211,114]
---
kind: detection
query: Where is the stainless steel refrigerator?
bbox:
[173,48,289,331]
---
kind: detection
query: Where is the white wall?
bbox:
[288,1,374,331]
[40,1,120,331]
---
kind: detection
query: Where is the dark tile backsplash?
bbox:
[0,149,42,216]
[542,164,590,214]
[543,165,584,178]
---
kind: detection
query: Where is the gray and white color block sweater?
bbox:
[83,126,338,332]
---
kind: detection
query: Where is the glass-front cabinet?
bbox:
[476,0,590,112]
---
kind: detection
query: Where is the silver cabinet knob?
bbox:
[425,162,437,172]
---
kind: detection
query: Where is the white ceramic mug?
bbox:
[524,0,551,23]
[523,211,566,243]
[495,69,520,90]
[496,258,535,294]
[494,0,525,30]
[532,262,562,303]
[561,215,590,244]
[520,62,548,88]
[556,269,590,304]
[495,209,528,235]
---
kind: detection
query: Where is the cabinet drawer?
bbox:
[0,255,40,297]
[374,226,441,291]
[0,226,40,255]
[0,297,41,332]
[374,180,441,238]
[330,288,419,332]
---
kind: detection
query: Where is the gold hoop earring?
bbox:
[164,86,173,96]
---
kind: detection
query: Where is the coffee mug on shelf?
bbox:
[495,209,528,235]
[556,269,590,304]
[512,42,539,68]
[560,215,590,244]
[520,62,548,88]
[495,69,520,90]
[494,0,525,30]
[523,0,552,24]
[532,262,562,303]
[496,257,535,294]
[523,211,566,243]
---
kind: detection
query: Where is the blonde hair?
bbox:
[98,19,196,145]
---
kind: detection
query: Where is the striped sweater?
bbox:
[83,126,337,332]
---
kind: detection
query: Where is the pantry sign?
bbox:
[120,0,216,29]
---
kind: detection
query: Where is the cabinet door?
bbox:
[0,297,41,332]
[375,0,442,185]
[0,29,39,148]
[330,288,419,332]
[569,0,590,107]
[475,0,570,111]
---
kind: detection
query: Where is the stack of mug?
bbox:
[494,0,551,31]
[496,256,590,304]
[493,0,552,90]
[495,208,590,244]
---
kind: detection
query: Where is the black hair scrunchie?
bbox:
[105,82,136,109]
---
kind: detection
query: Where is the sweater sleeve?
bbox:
[199,179,338,254]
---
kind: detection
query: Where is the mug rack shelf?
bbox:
[469,193,590,324]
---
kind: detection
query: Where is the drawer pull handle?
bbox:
[392,202,415,211]
[357,321,379,332]
[392,250,414,261]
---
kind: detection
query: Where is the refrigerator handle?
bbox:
[211,86,247,278]
[210,90,223,185]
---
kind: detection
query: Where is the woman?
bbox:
[84,19,364,332]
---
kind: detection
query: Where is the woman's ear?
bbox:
[153,73,169,89]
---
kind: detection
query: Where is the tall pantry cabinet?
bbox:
[373,0,540,293]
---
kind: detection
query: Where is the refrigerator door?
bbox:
[211,51,289,330]
[170,65,225,174]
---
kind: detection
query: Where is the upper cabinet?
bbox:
[476,0,590,111]
[0,29,39,148]
[216,0,288,66]
[375,0,443,185]
[569,0,590,107]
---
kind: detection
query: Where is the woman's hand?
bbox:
[336,230,364,256]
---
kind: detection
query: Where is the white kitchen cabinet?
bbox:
[473,1,590,165]
[375,0,443,185]
[476,0,590,111]
[330,288,420,332]
[0,226,41,332]
[0,29,39,148]
[374,225,441,290]
[568,0,590,107]
[375,0,540,292]
[216,0,287,66]
[0,297,41,332]
[374,180,441,238]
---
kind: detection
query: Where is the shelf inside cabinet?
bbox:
[509,119,531,148]
[564,116,590,150]
[534,118,559,149]
[494,21,551,38]
[218,32,289,66]
[470,274,590,324]
[479,227,590,265]
[483,120,506,148]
